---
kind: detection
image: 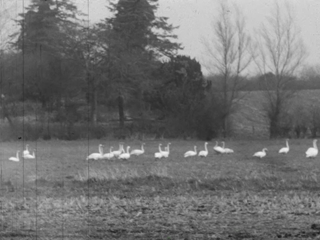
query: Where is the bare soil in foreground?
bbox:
[1,139,320,239]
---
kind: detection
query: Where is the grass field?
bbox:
[1,139,320,239]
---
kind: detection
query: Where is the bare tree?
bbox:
[203,2,252,137]
[252,1,307,138]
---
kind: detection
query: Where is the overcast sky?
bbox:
[76,0,320,75]
[5,0,320,75]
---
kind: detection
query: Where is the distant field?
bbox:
[232,89,320,138]
[1,139,320,239]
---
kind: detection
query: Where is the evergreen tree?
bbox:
[12,0,82,109]
[97,0,182,127]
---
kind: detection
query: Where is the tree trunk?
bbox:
[118,92,124,129]
[2,99,14,129]
[87,73,97,126]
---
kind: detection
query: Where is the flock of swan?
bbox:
[7,139,319,162]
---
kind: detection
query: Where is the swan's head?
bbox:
[168,142,171,145]
[205,142,208,145]
[263,148,268,151]
[314,139,318,143]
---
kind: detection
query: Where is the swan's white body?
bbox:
[278,139,289,154]
[306,139,318,158]
[112,144,124,158]
[154,144,163,159]
[103,147,114,160]
[86,144,103,160]
[24,150,36,159]
[184,146,197,158]
[23,144,30,156]
[253,148,267,158]
[130,143,145,156]
[162,143,171,158]
[119,146,130,160]
[221,141,234,154]
[9,151,20,162]
[198,142,208,157]
[213,141,225,154]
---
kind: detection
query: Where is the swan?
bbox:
[221,141,234,154]
[102,147,114,160]
[9,151,20,162]
[23,144,30,157]
[162,142,171,158]
[112,143,123,158]
[119,146,130,160]
[279,139,290,154]
[24,149,36,159]
[154,144,163,159]
[198,142,208,157]
[130,143,145,156]
[253,148,268,158]
[184,146,197,158]
[213,141,225,154]
[306,139,318,158]
[86,144,103,160]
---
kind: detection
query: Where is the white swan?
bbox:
[154,144,163,159]
[112,143,123,158]
[119,146,130,160]
[198,142,208,157]
[24,149,36,159]
[130,143,145,156]
[86,144,103,160]
[279,139,289,154]
[221,141,234,154]
[162,143,171,158]
[253,148,268,158]
[23,144,30,157]
[184,146,197,158]
[213,141,225,154]
[306,139,318,158]
[102,147,114,160]
[9,151,20,162]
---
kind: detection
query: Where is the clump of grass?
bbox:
[75,164,170,182]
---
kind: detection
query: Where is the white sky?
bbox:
[3,0,320,76]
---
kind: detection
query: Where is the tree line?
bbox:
[0,0,318,140]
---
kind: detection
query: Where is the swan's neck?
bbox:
[159,145,162,152]
[99,146,103,155]
[286,140,289,148]
[16,151,19,159]
[110,147,113,153]
[204,143,208,151]
[166,144,170,152]
[141,144,144,151]
[194,146,197,153]
[215,141,218,147]
[222,142,225,148]
[127,147,130,154]
[314,140,318,149]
